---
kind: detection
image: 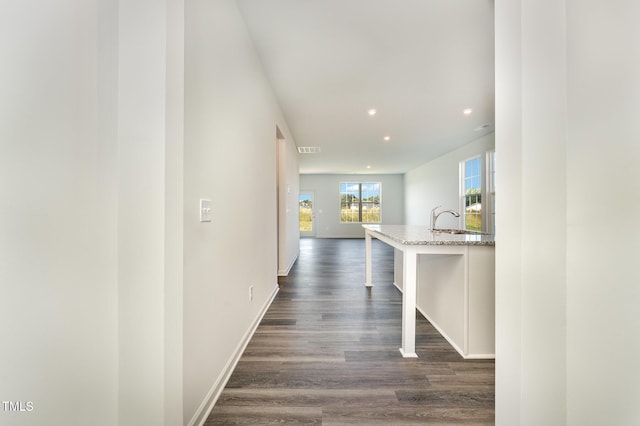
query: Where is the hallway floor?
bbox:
[207,238,494,425]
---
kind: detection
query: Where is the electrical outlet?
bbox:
[249,285,253,301]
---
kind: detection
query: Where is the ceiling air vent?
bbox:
[297,147,321,154]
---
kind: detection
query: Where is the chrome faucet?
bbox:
[430,206,460,230]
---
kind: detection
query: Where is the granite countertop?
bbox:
[363,224,495,246]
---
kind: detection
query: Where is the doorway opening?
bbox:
[299,191,315,237]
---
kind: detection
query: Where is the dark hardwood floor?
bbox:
[207,238,494,425]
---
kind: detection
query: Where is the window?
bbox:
[461,157,482,231]
[340,182,381,223]
[459,152,496,234]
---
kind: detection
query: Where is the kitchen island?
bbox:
[363,225,495,359]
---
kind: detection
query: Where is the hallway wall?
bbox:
[183,1,299,423]
[0,1,119,424]
[0,1,298,425]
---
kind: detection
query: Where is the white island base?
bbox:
[364,225,495,359]
[394,247,495,359]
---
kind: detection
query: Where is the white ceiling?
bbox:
[237,0,495,174]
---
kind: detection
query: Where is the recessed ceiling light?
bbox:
[463,108,473,115]
[368,109,377,116]
[384,136,391,141]
[366,165,371,169]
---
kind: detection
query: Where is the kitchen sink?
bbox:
[432,228,485,235]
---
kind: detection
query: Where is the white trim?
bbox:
[392,280,494,360]
[484,150,496,235]
[463,249,469,356]
[189,284,280,426]
[393,282,467,359]
[277,252,298,276]
[417,305,467,358]
[459,154,483,231]
[462,353,496,360]
[392,280,464,355]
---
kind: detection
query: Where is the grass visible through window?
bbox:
[300,207,312,232]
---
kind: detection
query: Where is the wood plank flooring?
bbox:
[207,238,494,425]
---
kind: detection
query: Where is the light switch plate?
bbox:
[200,199,212,222]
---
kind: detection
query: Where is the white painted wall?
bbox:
[0,1,119,424]
[2,0,297,424]
[496,1,640,424]
[404,134,495,228]
[184,0,299,423]
[277,133,301,275]
[494,1,524,423]
[8,1,637,424]
[565,1,640,424]
[300,174,404,238]
[164,0,186,423]
[117,0,184,424]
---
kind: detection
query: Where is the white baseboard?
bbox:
[188,284,279,426]
[462,353,495,360]
[277,252,299,276]
[392,281,487,360]
[415,305,467,358]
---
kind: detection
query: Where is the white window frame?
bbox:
[459,154,486,232]
[486,150,496,235]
